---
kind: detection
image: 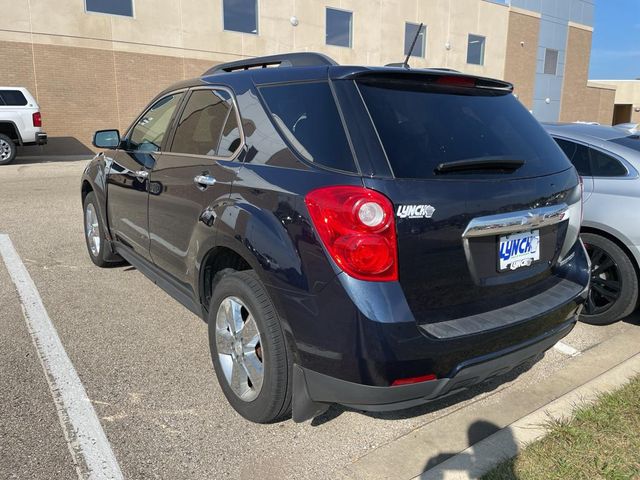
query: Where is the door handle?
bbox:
[194,175,216,187]
[133,170,148,180]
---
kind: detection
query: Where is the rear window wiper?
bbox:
[434,156,525,174]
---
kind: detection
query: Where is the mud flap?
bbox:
[292,364,330,423]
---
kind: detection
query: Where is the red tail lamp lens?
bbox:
[391,374,437,386]
[436,76,476,88]
[32,112,42,127]
[305,186,398,281]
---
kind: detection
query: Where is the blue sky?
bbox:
[589,0,640,79]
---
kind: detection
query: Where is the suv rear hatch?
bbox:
[350,71,582,333]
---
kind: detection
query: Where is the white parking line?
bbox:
[554,340,581,357]
[0,234,123,480]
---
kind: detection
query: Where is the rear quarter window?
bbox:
[357,80,571,179]
[0,90,28,106]
[259,82,357,173]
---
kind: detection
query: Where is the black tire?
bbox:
[580,233,638,325]
[208,270,292,423]
[0,133,17,165]
[83,192,124,268]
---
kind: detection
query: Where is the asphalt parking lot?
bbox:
[1,158,640,480]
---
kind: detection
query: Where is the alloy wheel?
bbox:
[0,138,12,161]
[215,296,264,402]
[85,203,101,257]
[584,243,622,315]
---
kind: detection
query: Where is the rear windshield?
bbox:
[357,80,571,179]
[609,135,640,153]
[0,90,28,106]
[259,82,357,173]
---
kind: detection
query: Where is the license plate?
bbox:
[498,230,540,271]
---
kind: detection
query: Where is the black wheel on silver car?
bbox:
[83,192,124,268]
[208,270,292,423]
[580,233,638,325]
[0,133,17,165]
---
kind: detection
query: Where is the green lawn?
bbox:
[483,376,640,480]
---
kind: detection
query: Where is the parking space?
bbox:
[1,159,639,480]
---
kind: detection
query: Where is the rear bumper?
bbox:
[22,132,48,146]
[292,317,576,421]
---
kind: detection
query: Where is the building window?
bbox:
[467,34,485,65]
[223,0,258,34]
[544,48,558,75]
[404,23,426,58]
[85,0,133,17]
[326,8,352,48]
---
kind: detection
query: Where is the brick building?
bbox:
[0,0,615,154]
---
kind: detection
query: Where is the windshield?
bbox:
[609,135,640,153]
[357,80,571,179]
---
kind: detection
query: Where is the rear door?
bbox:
[352,76,581,324]
[147,87,243,284]
[553,137,595,202]
[107,92,184,260]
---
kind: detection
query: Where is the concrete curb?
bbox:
[415,352,640,480]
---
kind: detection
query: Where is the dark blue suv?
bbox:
[82,53,590,423]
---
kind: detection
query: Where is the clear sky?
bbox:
[589,0,640,79]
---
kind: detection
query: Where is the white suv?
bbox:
[0,87,47,164]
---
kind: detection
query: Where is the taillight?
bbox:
[32,112,42,127]
[305,186,398,281]
[391,373,437,386]
[435,75,476,88]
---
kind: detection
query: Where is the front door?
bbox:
[107,92,184,259]
[148,87,244,285]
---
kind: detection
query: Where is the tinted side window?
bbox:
[128,93,183,152]
[171,89,239,157]
[554,138,591,176]
[0,90,28,106]
[589,148,627,177]
[259,82,356,172]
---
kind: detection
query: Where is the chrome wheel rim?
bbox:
[215,296,264,402]
[0,138,12,161]
[85,203,101,257]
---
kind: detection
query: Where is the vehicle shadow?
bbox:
[420,420,518,479]
[310,357,538,427]
[14,137,94,164]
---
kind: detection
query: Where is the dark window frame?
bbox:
[85,0,134,18]
[222,0,259,35]
[467,34,486,66]
[404,22,427,58]
[326,7,353,48]
[167,86,245,160]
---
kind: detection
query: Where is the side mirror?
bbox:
[93,129,120,149]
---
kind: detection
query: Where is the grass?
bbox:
[483,375,640,480]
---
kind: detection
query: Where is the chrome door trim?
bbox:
[462,203,569,239]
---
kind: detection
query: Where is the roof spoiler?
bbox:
[347,70,514,92]
[203,52,337,76]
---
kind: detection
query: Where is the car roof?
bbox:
[542,122,629,141]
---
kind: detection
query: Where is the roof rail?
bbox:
[203,52,337,76]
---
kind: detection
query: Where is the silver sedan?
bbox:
[544,123,640,324]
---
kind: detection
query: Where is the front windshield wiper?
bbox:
[434,156,525,174]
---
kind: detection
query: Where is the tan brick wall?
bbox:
[560,26,615,125]
[0,40,221,150]
[503,11,539,109]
